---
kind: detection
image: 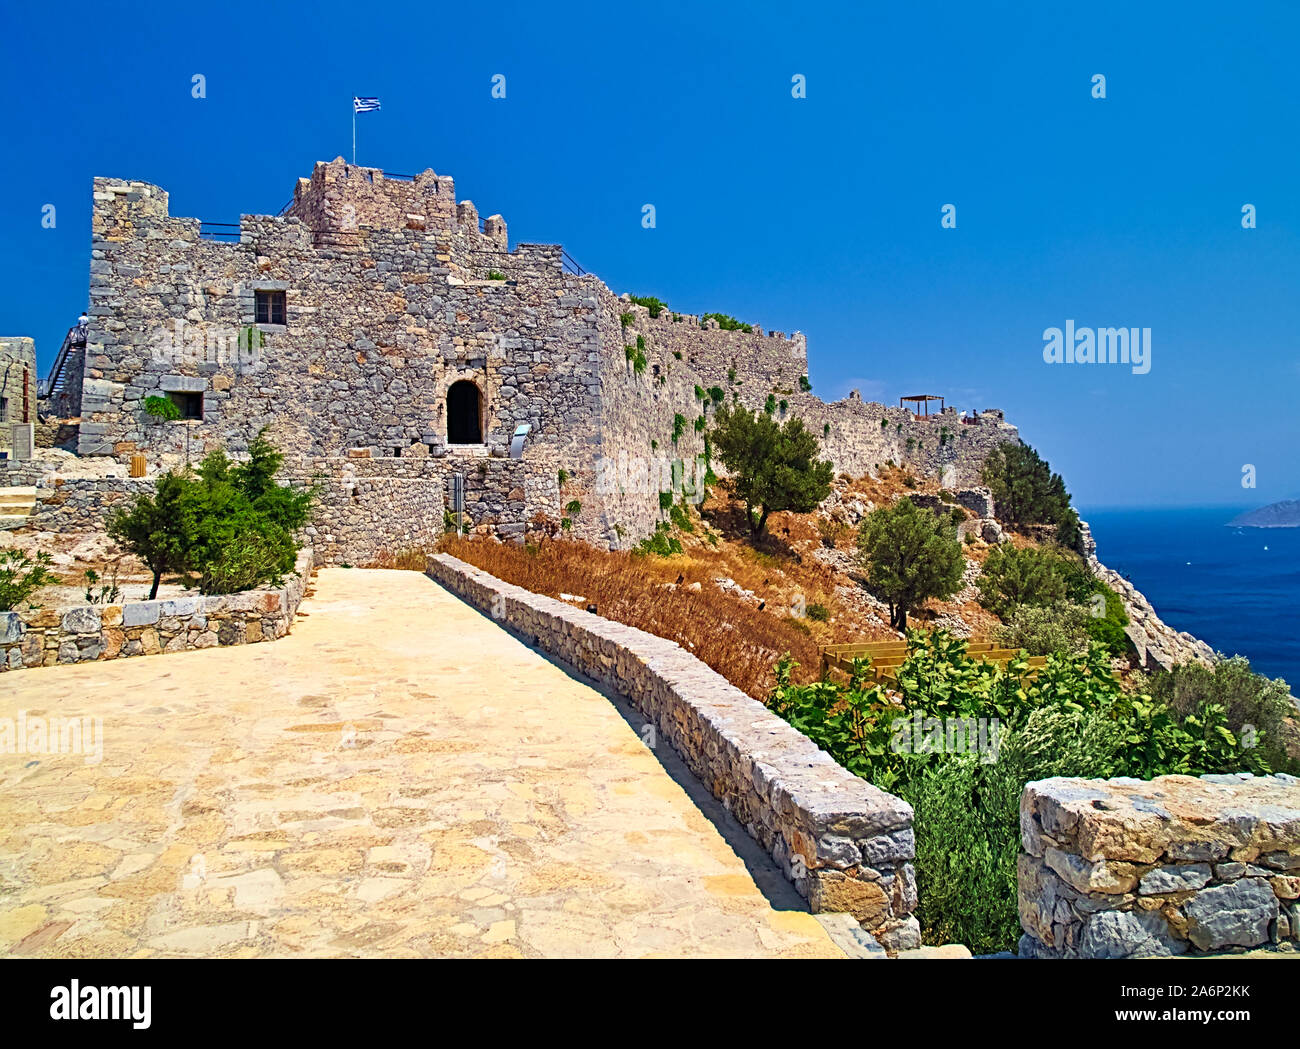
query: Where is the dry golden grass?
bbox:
[438,533,831,699]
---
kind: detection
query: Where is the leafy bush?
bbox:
[709,405,833,535]
[628,295,667,318]
[768,634,1271,952]
[995,600,1092,657]
[672,413,687,443]
[702,312,753,332]
[620,312,634,328]
[487,270,506,281]
[1145,657,1299,775]
[635,525,682,557]
[110,430,312,597]
[668,501,694,533]
[976,545,1069,617]
[798,374,812,392]
[708,386,725,404]
[805,602,829,622]
[0,548,56,610]
[143,394,181,422]
[565,499,582,517]
[858,499,964,630]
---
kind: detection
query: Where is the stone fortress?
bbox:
[19,157,1020,561]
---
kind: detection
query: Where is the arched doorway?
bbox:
[447,380,483,444]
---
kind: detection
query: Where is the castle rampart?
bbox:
[60,159,1023,556]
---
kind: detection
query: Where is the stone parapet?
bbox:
[426,552,920,950]
[1018,774,1300,957]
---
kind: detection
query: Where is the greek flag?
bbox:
[353,97,381,113]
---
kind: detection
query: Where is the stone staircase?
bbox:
[0,486,37,530]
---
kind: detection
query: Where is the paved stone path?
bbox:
[0,568,844,958]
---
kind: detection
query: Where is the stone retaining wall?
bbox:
[0,549,313,671]
[1019,774,1300,957]
[426,551,920,950]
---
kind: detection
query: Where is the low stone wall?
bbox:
[25,477,151,533]
[426,551,920,950]
[0,549,313,671]
[1019,774,1300,958]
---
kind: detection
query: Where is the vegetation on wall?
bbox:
[628,295,668,318]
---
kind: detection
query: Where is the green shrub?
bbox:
[0,548,56,611]
[976,545,1069,618]
[620,312,634,328]
[858,500,964,630]
[1146,657,1299,775]
[798,375,812,392]
[487,270,506,281]
[708,386,725,404]
[143,394,181,422]
[768,634,1270,952]
[672,413,687,443]
[981,442,1082,551]
[668,501,694,533]
[995,600,1092,657]
[565,499,582,517]
[628,295,667,318]
[659,491,674,511]
[635,525,682,557]
[694,385,706,401]
[702,312,753,332]
[694,415,706,432]
[806,602,829,622]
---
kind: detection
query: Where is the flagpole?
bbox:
[352,101,356,165]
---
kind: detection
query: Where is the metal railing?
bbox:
[199,221,241,242]
[561,249,586,276]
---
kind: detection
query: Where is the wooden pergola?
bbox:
[900,394,944,417]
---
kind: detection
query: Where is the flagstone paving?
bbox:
[0,567,845,959]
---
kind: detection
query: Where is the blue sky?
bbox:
[2,1,1297,509]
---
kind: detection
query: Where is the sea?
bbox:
[1080,507,1299,691]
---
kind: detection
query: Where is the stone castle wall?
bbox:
[70,159,1024,555]
[1019,774,1300,957]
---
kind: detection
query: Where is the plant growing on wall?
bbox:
[0,548,56,611]
[701,312,753,333]
[763,394,777,415]
[620,312,634,328]
[143,395,181,422]
[672,413,687,443]
[708,386,725,405]
[487,270,506,281]
[798,374,812,392]
[628,295,667,318]
[82,566,122,605]
[694,415,706,432]
[565,499,581,517]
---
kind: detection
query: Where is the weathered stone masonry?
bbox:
[0,550,313,671]
[427,552,922,951]
[1019,774,1300,957]
[65,158,1021,559]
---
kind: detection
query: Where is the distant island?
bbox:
[1229,499,1300,528]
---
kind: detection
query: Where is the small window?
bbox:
[255,289,286,325]
[166,391,203,420]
